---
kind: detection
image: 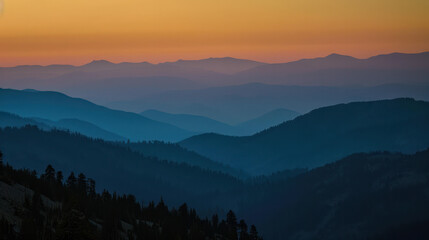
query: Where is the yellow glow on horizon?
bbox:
[0,0,428,66]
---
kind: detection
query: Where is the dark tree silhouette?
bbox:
[239,219,249,240]
[42,164,56,182]
[78,173,87,193]
[56,171,64,184]
[249,225,260,240]
[0,152,263,240]
[227,210,238,240]
[66,172,77,188]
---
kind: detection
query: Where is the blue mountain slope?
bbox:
[0,88,194,141]
[180,98,429,175]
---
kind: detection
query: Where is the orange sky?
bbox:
[0,0,428,66]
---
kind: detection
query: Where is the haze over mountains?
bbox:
[2,52,428,89]
[115,83,429,124]
[2,91,428,177]
[141,110,239,135]
[1,52,428,122]
[236,109,300,134]
[0,56,264,98]
[0,88,302,139]
[237,52,429,86]
[1,51,429,239]
[140,108,299,136]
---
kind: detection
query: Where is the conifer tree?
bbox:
[249,225,259,240]
[43,165,56,182]
[227,210,238,240]
[67,172,77,187]
[56,171,64,184]
[239,219,249,240]
[78,173,87,193]
[87,178,96,197]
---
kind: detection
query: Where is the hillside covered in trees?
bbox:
[0,152,262,240]
[1,125,429,239]
[0,126,244,212]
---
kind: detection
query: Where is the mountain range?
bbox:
[236,52,429,86]
[2,52,427,87]
[0,57,263,102]
[0,88,303,139]
[1,52,428,116]
[2,51,429,240]
[1,125,428,239]
[111,83,429,124]
[1,96,429,239]
[180,98,429,175]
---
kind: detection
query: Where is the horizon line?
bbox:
[1,50,428,68]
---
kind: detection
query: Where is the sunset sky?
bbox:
[0,0,428,66]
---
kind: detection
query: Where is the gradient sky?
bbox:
[0,0,428,66]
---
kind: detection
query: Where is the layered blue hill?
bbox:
[180,98,429,175]
[0,88,194,142]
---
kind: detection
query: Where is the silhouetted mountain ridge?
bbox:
[2,52,428,110]
[236,52,429,85]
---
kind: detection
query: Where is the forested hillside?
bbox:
[1,125,429,239]
[0,126,243,212]
[0,152,262,240]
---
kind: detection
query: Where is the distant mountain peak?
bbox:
[84,60,115,67]
[207,57,238,61]
[325,53,356,60]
